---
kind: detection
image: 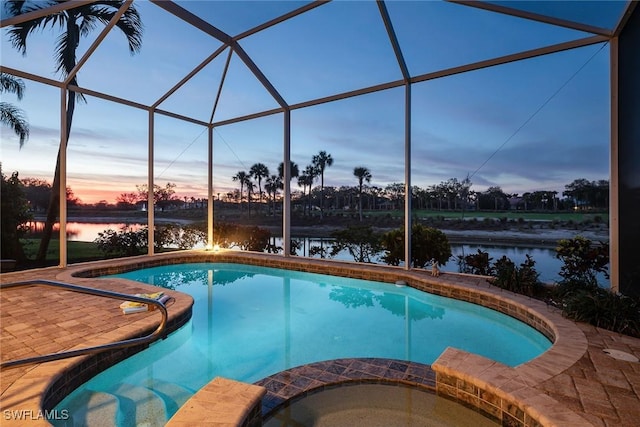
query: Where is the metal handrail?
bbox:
[0,279,169,369]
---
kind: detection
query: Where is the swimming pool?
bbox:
[54,262,551,426]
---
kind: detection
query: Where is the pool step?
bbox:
[59,381,195,427]
[141,379,195,417]
[60,390,119,427]
[109,383,168,427]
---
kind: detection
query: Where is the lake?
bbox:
[40,222,597,284]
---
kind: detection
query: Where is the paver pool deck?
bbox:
[1,251,639,427]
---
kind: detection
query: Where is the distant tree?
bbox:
[136,182,178,212]
[249,162,269,205]
[66,186,80,207]
[478,186,509,211]
[563,178,609,210]
[116,192,139,210]
[21,178,78,209]
[0,72,29,146]
[299,164,317,216]
[21,177,51,212]
[278,161,299,182]
[246,180,255,215]
[312,150,333,218]
[232,171,250,208]
[385,183,405,210]
[265,174,282,214]
[353,166,372,221]
[458,175,472,211]
[5,0,143,262]
[1,167,31,263]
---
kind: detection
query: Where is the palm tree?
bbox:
[246,180,255,216]
[265,174,282,214]
[353,166,372,222]
[300,164,317,216]
[249,162,269,206]
[232,171,249,208]
[278,161,299,182]
[5,0,143,262]
[312,150,333,218]
[0,73,30,147]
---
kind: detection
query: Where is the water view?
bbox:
[53,222,574,283]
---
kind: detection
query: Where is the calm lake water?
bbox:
[44,222,599,284]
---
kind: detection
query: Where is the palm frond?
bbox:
[0,73,26,100]
[0,102,30,148]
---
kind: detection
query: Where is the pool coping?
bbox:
[0,250,597,426]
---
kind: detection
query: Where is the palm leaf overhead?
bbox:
[0,72,30,147]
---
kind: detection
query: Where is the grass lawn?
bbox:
[365,209,608,222]
[20,239,179,264]
[21,239,105,262]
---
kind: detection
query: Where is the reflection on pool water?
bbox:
[54,263,550,426]
[265,383,500,427]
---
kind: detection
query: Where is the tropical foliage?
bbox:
[329,225,382,263]
[1,167,32,262]
[560,287,639,337]
[353,166,372,221]
[381,224,452,268]
[457,249,494,276]
[492,254,541,296]
[555,236,609,287]
[0,72,29,146]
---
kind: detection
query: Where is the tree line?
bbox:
[227,154,608,217]
[6,166,610,217]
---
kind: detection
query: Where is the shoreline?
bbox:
[34,215,609,249]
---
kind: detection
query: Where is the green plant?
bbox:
[381,224,451,268]
[94,223,207,256]
[492,255,541,296]
[555,236,609,287]
[562,289,640,338]
[94,227,148,256]
[1,168,32,262]
[457,249,493,276]
[212,223,271,251]
[330,225,382,263]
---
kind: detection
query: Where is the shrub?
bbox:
[95,227,148,256]
[555,236,609,287]
[492,255,541,297]
[562,289,640,338]
[457,249,493,276]
[552,236,640,338]
[212,223,271,251]
[1,169,32,262]
[330,225,382,263]
[381,224,451,268]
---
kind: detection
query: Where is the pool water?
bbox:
[54,263,550,426]
[265,383,500,427]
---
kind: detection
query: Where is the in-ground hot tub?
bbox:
[265,383,499,427]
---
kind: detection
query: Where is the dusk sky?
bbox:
[1,0,624,204]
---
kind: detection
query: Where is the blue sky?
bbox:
[0,0,620,204]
